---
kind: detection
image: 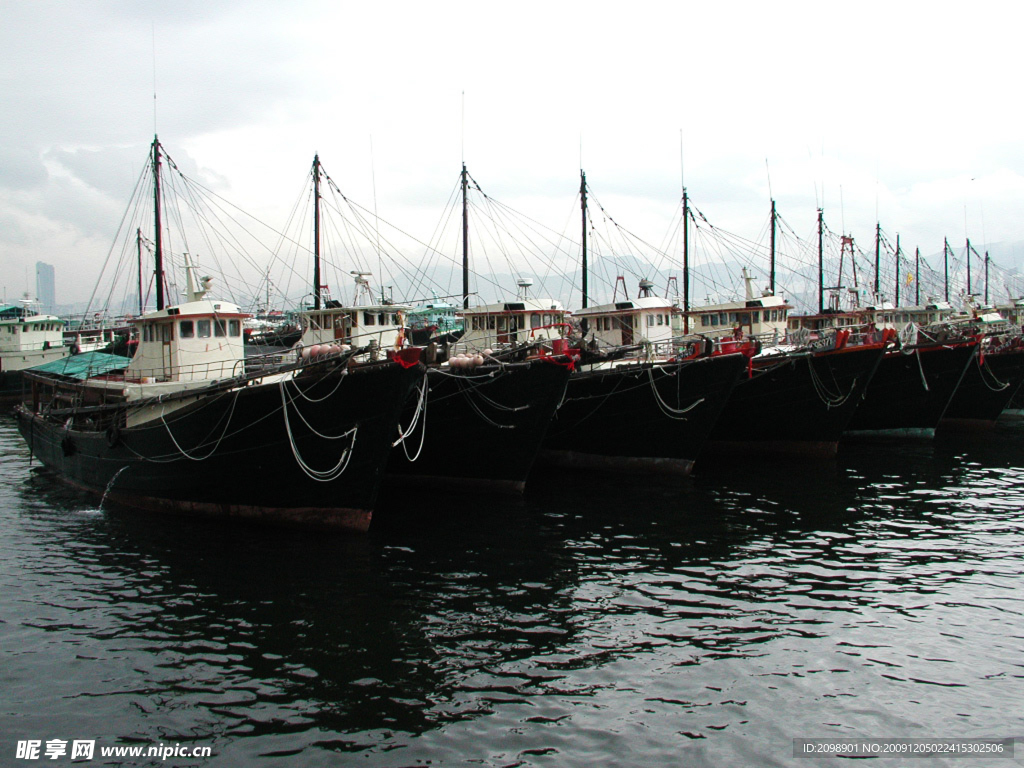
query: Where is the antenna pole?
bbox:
[874,222,881,298]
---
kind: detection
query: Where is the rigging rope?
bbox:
[279,379,358,481]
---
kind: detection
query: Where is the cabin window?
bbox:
[605,317,612,331]
[159,323,173,342]
[540,313,549,326]
[656,314,663,326]
[530,313,541,328]
[751,311,759,324]
[487,316,496,330]
[180,320,195,338]
[363,311,376,326]
[229,320,241,337]
[214,319,226,337]
[391,314,400,325]
[497,316,507,331]
[471,316,481,331]
[647,314,655,327]
[197,320,211,338]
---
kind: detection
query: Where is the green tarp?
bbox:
[29,351,131,380]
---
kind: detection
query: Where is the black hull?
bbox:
[845,342,977,437]
[539,353,748,475]
[386,358,572,492]
[705,344,886,458]
[940,347,1024,430]
[1,370,28,407]
[15,360,424,531]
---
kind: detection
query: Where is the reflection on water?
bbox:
[2,417,1024,766]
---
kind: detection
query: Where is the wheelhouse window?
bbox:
[214,319,227,337]
[197,320,211,338]
[364,311,376,326]
[229,320,241,337]
[180,320,195,338]
[531,313,541,328]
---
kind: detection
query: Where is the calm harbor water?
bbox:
[2,414,1023,767]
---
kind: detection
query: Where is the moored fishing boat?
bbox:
[13,138,425,532]
[384,166,574,493]
[704,331,887,457]
[0,300,69,405]
[844,330,977,438]
[938,313,1024,430]
[388,291,574,492]
[540,281,748,475]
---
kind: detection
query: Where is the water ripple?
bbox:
[3,419,1024,765]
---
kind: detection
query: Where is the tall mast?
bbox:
[461,163,469,309]
[915,247,920,305]
[136,228,144,314]
[966,237,972,296]
[580,170,588,310]
[769,198,776,295]
[817,208,824,313]
[683,187,690,333]
[313,154,321,311]
[152,136,165,311]
[985,251,990,304]
[894,233,901,306]
[874,222,881,298]
[943,237,950,302]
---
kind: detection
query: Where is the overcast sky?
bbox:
[3,0,1022,309]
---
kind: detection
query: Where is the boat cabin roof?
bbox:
[462,298,565,316]
[128,299,248,324]
[574,296,675,317]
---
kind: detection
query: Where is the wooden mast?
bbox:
[580,170,589,336]
[966,237,972,296]
[874,222,881,299]
[915,247,920,305]
[152,136,165,311]
[769,198,776,296]
[462,163,469,309]
[580,170,588,310]
[136,228,144,314]
[817,208,824,313]
[313,154,321,311]
[894,233,901,306]
[683,187,690,333]
[985,251,990,304]
[943,237,950,302]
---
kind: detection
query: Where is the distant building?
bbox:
[36,261,56,313]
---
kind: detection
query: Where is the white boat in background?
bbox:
[0,299,69,404]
